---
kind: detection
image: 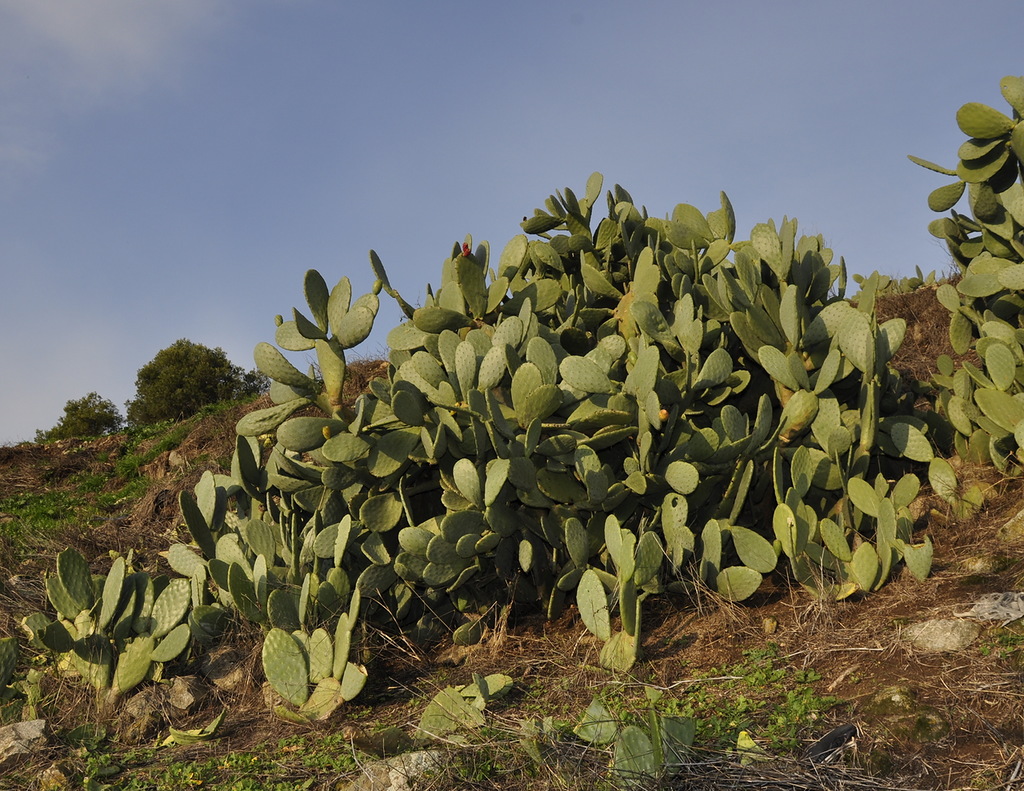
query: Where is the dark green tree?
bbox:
[125,339,268,426]
[36,392,124,442]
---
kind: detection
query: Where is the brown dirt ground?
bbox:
[4,297,1024,789]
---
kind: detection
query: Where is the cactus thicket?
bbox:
[17,76,1024,718]
[216,169,941,675]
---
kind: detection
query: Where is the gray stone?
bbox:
[901,708,951,743]
[0,719,48,769]
[336,750,443,791]
[997,506,1024,542]
[202,647,248,691]
[902,618,980,652]
[861,686,951,744]
[123,686,168,719]
[169,676,206,712]
[262,681,286,710]
[864,685,917,715]
[120,687,168,743]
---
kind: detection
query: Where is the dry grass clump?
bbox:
[344,358,391,403]
[874,279,983,397]
[0,434,125,494]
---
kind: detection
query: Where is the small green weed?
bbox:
[95,476,150,509]
[114,426,187,479]
[0,491,85,538]
[78,732,360,790]
[595,644,841,754]
[978,628,1024,658]
[71,472,109,494]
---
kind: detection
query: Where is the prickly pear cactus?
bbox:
[0,637,17,695]
[206,172,937,675]
[912,75,1024,273]
[25,549,201,702]
[260,587,366,720]
[913,75,1024,477]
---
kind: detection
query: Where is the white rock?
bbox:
[902,619,980,652]
[169,676,206,712]
[0,719,48,769]
[337,750,443,791]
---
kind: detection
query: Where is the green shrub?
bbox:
[125,339,267,426]
[35,392,123,442]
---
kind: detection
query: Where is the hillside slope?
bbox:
[2,304,1024,790]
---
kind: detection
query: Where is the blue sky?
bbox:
[1,0,1021,444]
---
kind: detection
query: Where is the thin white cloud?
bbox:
[0,133,50,172]
[0,0,225,181]
[0,0,223,92]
